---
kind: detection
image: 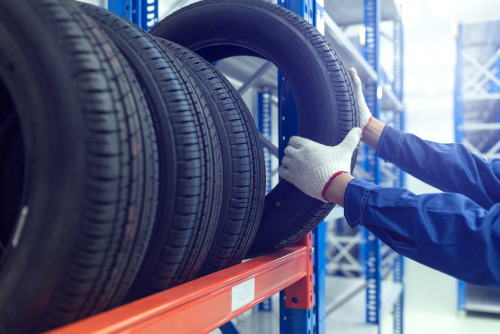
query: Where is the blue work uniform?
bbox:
[344,125,500,289]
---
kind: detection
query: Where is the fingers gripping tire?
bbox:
[157,38,266,277]
[0,0,158,332]
[77,3,223,301]
[150,0,360,258]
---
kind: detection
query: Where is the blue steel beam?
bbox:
[314,221,326,334]
[280,293,315,334]
[142,0,158,30]
[108,0,158,31]
[393,255,404,334]
[131,0,141,27]
[277,75,299,163]
[257,89,274,312]
[277,0,313,163]
[457,280,467,316]
[362,0,382,328]
[108,0,132,20]
[257,90,273,194]
[392,15,405,334]
[219,321,241,334]
[278,1,318,333]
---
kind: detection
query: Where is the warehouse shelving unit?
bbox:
[49,232,316,333]
[49,1,405,333]
[454,18,500,316]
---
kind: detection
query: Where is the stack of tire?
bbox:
[0,0,358,332]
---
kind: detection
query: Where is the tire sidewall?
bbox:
[151,1,356,255]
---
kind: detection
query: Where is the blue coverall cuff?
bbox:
[344,178,380,228]
[375,125,406,165]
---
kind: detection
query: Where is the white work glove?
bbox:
[348,68,372,134]
[279,128,362,202]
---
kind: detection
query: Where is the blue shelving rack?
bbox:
[454,18,500,316]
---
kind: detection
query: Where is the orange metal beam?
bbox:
[285,232,314,310]
[48,234,313,334]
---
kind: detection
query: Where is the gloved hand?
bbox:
[348,68,372,134]
[279,128,362,202]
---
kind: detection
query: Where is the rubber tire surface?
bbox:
[77,3,223,301]
[0,111,23,242]
[0,0,158,332]
[150,0,360,258]
[158,39,266,277]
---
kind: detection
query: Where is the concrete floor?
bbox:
[381,259,500,334]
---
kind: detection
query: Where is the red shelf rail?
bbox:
[48,233,314,334]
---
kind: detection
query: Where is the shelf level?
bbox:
[47,242,312,334]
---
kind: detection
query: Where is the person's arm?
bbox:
[374,125,500,209]
[283,134,500,288]
[332,177,500,289]
[349,68,500,209]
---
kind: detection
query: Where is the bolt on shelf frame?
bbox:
[454,18,500,316]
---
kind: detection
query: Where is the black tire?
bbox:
[150,0,360,258]
[157,38,266,277]
[77,3,223,301]
[0,0,158,332]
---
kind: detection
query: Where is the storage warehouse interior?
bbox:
[0,0,500,333]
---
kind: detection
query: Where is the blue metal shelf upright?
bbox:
[454,18,500,316]
[108,0,158,29]
[360,1,405,332]
[275,2,326,333]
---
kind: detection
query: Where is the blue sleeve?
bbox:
[376,126,500,210]
[344,178,500,289]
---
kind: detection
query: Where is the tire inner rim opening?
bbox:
[0,78,25,259]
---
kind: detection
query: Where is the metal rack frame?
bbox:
[49,234,315,333]
[454,18,500,316]
[49,0,406,332]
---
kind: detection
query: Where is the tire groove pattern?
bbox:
[78,4,223,301]
[158,39,265,277]
[152,0,359,258]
